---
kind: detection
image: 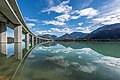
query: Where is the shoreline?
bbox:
[54,39,120,42]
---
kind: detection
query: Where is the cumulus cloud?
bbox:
[52,7,98,24]
[40,0,120,36]
[70,15,80,20]
[51,28,61,32]
[50,25,92,34]
[78,22,83,26]
[55,13,71,22]
[75,26,92,33]
[41,0,98,27]
[72,0,120,32]
[36,30,52,35]
[27,23,36,28]
[42,20,66,26]
[42,0,72,14]
[24,17,39,22]
[51,28,73,33]
[72,8,99,19]
[55,13,82,22]
[35,27,73,36]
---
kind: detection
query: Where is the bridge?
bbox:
[0,0,52,59]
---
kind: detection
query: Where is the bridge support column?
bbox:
[14,26,22,60]
[39,39,41,43]
[37,38,39,44]
[32,36,34,46]
[0,22,7,55]
[38,39,40,43]
[25,33,29,50]
[36,37,37,45]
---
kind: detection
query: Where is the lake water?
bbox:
[0,42,25,80]
[15,42,120,80]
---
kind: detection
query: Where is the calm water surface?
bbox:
[0,42,25,80]
[17,42,120,80]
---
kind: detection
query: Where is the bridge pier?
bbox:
[14,25,22,60]
[35,37,37,45]
[25,33,29,50]
[34,37,36,45]
[0,22,7,55]
[32,36,34,46]
[37,38,40,44]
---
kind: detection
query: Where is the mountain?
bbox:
[70,32,88,39]
[86,23,120,39]
[57,33,73,40]
[57,32,88,40]
[39,34,57,39]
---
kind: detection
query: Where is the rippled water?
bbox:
[17,42,120,80]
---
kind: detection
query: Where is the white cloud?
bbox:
[42,0,72,14]
[26,23,36,28]
[69,7,98,20]
[75,26,92,33]
[51,28,73,33]
[55,12,82,22]
[40,0,120,36]
[74,8,99,19]
[99,0,120,16]
[81,0,94,9]
[61,28,73,33]
[78,22,83,26]
[91,0,120,25]
[35,27,73,36]
[24,17,39,22]
[51,26,92,34]
[36,30,52,35]
[93,15,120,25]
[70,15,81,19]
[55,13,71,22]
[51,28,61,32]
[47,0,55,7]
[42,20,66,26]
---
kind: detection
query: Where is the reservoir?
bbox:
[10,42,120,80]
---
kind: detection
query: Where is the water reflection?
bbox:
[0,53,20,80]
[0,43,7,55]
[17,42,120,80]
[14,43,22,60]
[0,42,26,59]
[7,43,14,57]
[0,42,30,80]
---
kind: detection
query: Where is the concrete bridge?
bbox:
[0,0,52,59]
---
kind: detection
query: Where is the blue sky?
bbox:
[13,0,120,37]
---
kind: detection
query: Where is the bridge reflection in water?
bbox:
[0,42,45,80]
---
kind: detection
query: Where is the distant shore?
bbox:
[54,39,120,42]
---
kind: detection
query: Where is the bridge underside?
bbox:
[0,0,52,59]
